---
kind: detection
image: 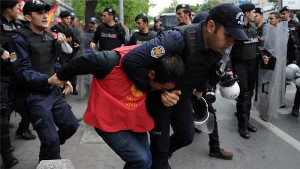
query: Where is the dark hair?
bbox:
[270,11,281,19]
[135,13,148,23]
[149,54,185,85]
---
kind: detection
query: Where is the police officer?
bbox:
[51,11,80,95]
[268,11,281,27]
[122,3,248,169]
[8,0,79,161]
[176,4,192,25]
[280,6,300,116]
[0,1,20,167]
[229,3,263,139]
[90,7,126,51]
[149,17,165,33]
[128,13,157,45]
[50,10,71,34]
[192,12,233,160]
[254,8,265,47]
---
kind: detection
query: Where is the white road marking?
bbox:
[227,99,300,152]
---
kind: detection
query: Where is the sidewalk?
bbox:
[4,95,125,169]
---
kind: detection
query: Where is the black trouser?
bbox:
[208,103,220,152]
[146,91,194,165]
[293,86,300,110]
[1,80,13,157]
[233,60,257,126]
[11,91,31,132]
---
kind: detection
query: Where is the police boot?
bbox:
[151,159,171,169]
[2,150,18,168]
[72,84,78,95]
[247,113,257,132]
[291,107,299,117]
[237,114,250,139]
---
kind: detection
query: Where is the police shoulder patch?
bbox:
[151,45,165,58]
[10,52,17,62]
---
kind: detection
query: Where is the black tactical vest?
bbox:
[15,27,56,77]
[231,22,258,61]
[174,24,222,97]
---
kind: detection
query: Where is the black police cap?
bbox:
[1,0,18,9]
[176,4,191,12]
[279,6,290,13]
[135,13,148,22]
[103,7,116,16]
[59,11,71,18]
[23,0,50,15]
[255,8,263,14]
[70,12,76,19]
[239,3,255,13]
[154,16,161,22]
[207,3,248,41]
[89,17,97,23]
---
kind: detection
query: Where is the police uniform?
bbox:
[122,4,247,168]
[280,7,300,116]
[128,31,157,45]
[0,1,20,167]
[92,22,126,51]
[8,0,79,161]
[230,3,260,139]
[290,18,300,116]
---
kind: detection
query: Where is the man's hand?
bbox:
[62,81,73,95]
[57,33,64,42]
[1,50,10,62]
[74,42,80,48]
[192,89,202,100]
[48,73,66,87]
[262,55,269,65]
[90,42,96,51]
[161,90,181,107]
[225,71,233,77]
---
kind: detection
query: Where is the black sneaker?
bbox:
[16,129,36,140]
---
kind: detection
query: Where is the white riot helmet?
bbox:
[286,64,300,80]
[218,75,240,100]
[193,97,215,133]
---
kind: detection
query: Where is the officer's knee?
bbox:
[179,130,194,146]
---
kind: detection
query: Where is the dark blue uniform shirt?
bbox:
[122,23,206,92]
[9,34,50,90]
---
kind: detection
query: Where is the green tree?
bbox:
[198,0,219,12]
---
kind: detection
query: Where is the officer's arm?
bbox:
[128,34,136,45]
[56,51,120,81]
[0,47,4,56]
[120,26,126,44]
[9,34,50,87]
[92,26,101,44]
[122,30,184,92]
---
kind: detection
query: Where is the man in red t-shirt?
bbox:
[48,45,185,169]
